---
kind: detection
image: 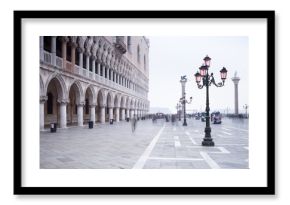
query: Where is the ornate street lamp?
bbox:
[194,55,228,146]
[179,96,192,126]
[243,104,248,118]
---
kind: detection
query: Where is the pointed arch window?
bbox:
[43,36,52,52]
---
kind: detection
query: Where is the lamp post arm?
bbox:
[210,75,224,87]
[197,83,204,89]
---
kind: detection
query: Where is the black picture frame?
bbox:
[14,10,275,195]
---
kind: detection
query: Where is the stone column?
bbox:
[100,106,105,123]
[77,103,84,126]
[130,109,134,118]
[232,73,240,115]
[115,107,120,122]
[126,109,130,119]
[61,37,68,69]
[51,36,57,66]
[40,36,44,62]
[114,72,117,83]
[97,62,101,75]
[105,67,108,78]
[180,78,186,118]
[78,49,83,68]
[109,107,113,120]
[90,105,96,123]
[71,43,76,68]
[121,108,125,121]
[40,96,47,131]
[85,53,90,70]
[102,65,106,77]
[59,102,67,128]
[92,57,96,74]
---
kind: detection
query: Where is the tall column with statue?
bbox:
[231,71,240,115]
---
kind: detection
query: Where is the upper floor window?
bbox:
[43,36,52,52]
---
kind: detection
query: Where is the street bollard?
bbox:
[88,121,93,129]
[50,123,57,133]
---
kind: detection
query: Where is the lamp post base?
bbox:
[202,138,215,146]
[183,120,187,126]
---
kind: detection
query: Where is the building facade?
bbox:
[40,36,150,130]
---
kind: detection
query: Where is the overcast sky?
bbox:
[148,36,248,114]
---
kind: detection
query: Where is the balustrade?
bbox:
[43,51,52,64]
[42,51,146,100]
[56,56,63,68]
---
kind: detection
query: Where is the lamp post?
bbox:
[179,96,192,126]
[180,76,192,126]
[176,103,182,121]
[194,55,228,146]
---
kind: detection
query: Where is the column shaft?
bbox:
[40,102,45,131]
[126,109,130,119]
[77,105,83,126]
[71,46,76,68]
[121,108,125,121]
[79,52,83,67]
[97,63,101,75]
[90,106,96,123]
[40,36,44,61]
[86,55,90,70]
[109,108,113,120]
[51,36,56,66]
[62,41,67,69]
[115,108,120,122]
[100,107,105,123]
[235,84,239,114]
[59,103,67,128]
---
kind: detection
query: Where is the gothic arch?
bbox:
[120,95,126,108]
[68,80,84,104]
[84,84,97,105]
[114,94,121,108]
[97,89,106,107]
[45,73,67,101]
[107,91,114,108]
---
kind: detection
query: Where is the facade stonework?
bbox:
[40,36,150,130]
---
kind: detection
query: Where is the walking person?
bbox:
[131,115,137,132]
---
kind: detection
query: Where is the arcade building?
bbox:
[39,36,150,130]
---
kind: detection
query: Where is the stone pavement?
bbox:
[40,118,248,169]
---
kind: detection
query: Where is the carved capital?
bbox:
[77,102,85,107]
[90,103,97,108]
[77,47,84,53]
[57,99,69,105]
[60,36,69,43]
[99,104,106,108]
[91,55,97,61]
[40,96,48,103]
